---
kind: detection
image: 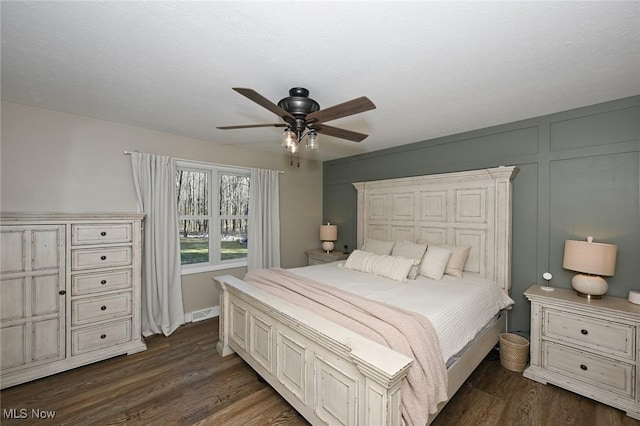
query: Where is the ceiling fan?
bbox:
[217,87,376,166]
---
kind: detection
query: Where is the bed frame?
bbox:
[215,166,518,425]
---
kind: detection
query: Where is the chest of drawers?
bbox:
[523,285,640,420]
[1,213,146,388]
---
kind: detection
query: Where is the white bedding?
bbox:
[289,261,514,363]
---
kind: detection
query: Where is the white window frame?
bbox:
[176,160,250,275]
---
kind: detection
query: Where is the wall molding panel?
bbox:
[323,96,640,332]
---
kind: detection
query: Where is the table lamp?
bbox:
[562,236,617,299]
[320,223,337,253]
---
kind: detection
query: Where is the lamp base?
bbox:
[321,241,335,253]
[576,291,602,300]
[571,273,608,298]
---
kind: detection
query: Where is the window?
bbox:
[176,161,250,273]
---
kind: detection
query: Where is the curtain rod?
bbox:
[124,151,284,174]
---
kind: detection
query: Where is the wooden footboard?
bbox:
[214,275,413,426]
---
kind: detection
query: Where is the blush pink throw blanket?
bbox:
[244,268,448,425]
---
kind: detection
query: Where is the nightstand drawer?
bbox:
[306,249,349,266]
[543,308,635,359]
[542,342,635,398]
[309,257,328,266]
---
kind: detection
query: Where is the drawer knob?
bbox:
[100,334,106,339]
[100,231,107,236]
[100,305,107,311]
[59,290,66,295]
[100,279,107,285]
[580,329,588,335]
[100,255,107,260]
[580,364,588,371]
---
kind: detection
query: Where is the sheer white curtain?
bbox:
[247,168,281,271]
[130,152,185,336]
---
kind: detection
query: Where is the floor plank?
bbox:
[1,318,638,425]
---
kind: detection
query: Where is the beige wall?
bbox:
[1,101,323,313]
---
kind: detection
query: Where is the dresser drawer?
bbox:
[72,319,132,355]
[72,223,132,245]
[72,247,132,271]
[72,292,132,326]
[72,269,132,296]
[543,308,635,359]
[542,342,635,398]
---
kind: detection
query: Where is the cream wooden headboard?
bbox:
[353,166,518,293]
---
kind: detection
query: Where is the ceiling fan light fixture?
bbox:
[283,129,297,149]
[306,130,319,150]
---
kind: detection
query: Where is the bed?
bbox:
[214,166,518,425]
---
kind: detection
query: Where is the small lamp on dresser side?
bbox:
[562,236,617,299]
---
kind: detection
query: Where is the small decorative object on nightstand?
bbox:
[523,285,640,421]
[629,291,640,305]
[306,249,349,266]
[320,223,337,253]
[563,236,617,299]
[541,272,554,291]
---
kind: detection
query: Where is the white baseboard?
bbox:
[184,306,219,323]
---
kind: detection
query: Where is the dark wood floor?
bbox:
[1,318,638,425]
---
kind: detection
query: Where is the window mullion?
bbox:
[211,170,221,264]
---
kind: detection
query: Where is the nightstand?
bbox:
[306,249,349,266]
[523,285,640,420]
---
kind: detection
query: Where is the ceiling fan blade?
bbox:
[217,123,287,130]
[232,88,296,121]
[306,96,376,124]
[314,124,368,142]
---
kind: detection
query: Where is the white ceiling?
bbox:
[2,1,639,162]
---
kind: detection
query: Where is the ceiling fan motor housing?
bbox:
[278,87,320,132]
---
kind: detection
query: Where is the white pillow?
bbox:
[343,249,375,271]
[361,238,395,255]
[418,246,452,280]
[391,241,428,279]
[442,245,471,277]
[342,249,417,282]
[418,240,471,277]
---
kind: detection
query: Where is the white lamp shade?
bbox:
[562,238,617,276]
[320,224,337,241]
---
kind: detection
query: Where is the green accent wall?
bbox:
[323,96,640,334]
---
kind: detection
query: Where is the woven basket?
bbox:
[499,333,529,372]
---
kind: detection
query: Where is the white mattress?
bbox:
[289,261,515,363]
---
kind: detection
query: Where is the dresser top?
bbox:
[525,284,640,317]
[1,212,146,222]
